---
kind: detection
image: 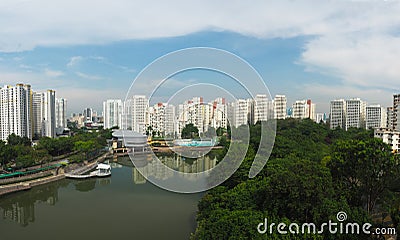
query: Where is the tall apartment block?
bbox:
[253,94,272,123]
[103,99,123,129]
[345,98,366,130]
[329,98,367,130]
[126,95,148,133]
[232,99,249,127]
[387,107,394,130]
[148,103,175,137]
[274,95,287,120]
[365,105,386,129]
[0,84,33,141]
[292,99,316,120]
[393,94,400,131]
[55,98,67,134]
[329,99,346,129]
[31,90,56,138]
[210,98,227,129]
[177,97,213,134]
[42,90,56,138]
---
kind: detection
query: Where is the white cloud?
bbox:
[44,68,64,77]
[300,34,400,90]
[0,1,398,52]
[67,56,83,67]
[1,0,399,101]
[0,71,65,89]
[19,64,33,70]
[75,71,104,80]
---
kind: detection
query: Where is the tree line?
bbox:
[192,118,400,239]
[0,129,113,170]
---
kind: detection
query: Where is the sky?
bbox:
[0,0,399,115]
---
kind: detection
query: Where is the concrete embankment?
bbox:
[0,152,110,197]
[0,174,65,196]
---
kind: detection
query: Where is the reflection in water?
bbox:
[0,175,112,226]
[0,180,68,227]
[129,153,217,184]
[74,178,97,192]
[0,155,210,228]
[0,158,202,240]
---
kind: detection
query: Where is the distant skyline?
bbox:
[0,1,399,114]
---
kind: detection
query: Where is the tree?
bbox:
[328,138,399,214]
[74,140,100,159]
[215,127,225,137]
[181,123,199,139]
[7,133,31,146]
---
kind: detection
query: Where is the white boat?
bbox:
[94,163,112,177]
[65,163,111,179]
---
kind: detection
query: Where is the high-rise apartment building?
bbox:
[253,94,271,123]
[292,100,308,119]
[164,104,176,137]
[375,128,400,153]
[307,100,316,121]
[366,105,386,129]
[42,90,56,138]
[0,84,33,141]
[393,94,400,131]
[274,95,287,120]
[387,107,394,130]
[232,99,249,127]
[55,98,67,133]
[147,103,175,137]
[31,90,56,138]
[32,92,44,138]
[330,99,346,129]
[177,97,212,135]
[124,95,148,133]
[210,98,227,129]
[83,108,92,122]
[103,99,123,129]
[292,99,316,120]
[345,98,366,130]
[329,98,366,130]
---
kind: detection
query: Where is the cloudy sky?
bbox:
[0,0,399,114]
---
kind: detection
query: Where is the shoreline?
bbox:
[0,152,109,197]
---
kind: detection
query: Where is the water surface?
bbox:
[0,156,203,240]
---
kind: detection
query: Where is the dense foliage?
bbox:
[0,129,112,169]
[192,119,400,239]
[181,123,200,139]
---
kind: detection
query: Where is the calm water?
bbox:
[0,156,206,240]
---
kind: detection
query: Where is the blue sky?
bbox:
[0,1,399,114]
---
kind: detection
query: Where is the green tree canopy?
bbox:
[181,123,199,139]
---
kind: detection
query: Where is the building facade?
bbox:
[366,105,386,129]
[345,98,366,130]
[103,99,123,129]
[253,94,271,123]
[55,98,67,134]
[124,95,148,133]
[0,84,33,141]
[274,95,287,120]
[375,128,400,153]
[330,99,346,129]
[393,94,400,131]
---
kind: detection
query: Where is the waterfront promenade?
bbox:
[0,152,110,196]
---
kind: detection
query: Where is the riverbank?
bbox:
[152,145,224,153]
[0,152,110,197]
